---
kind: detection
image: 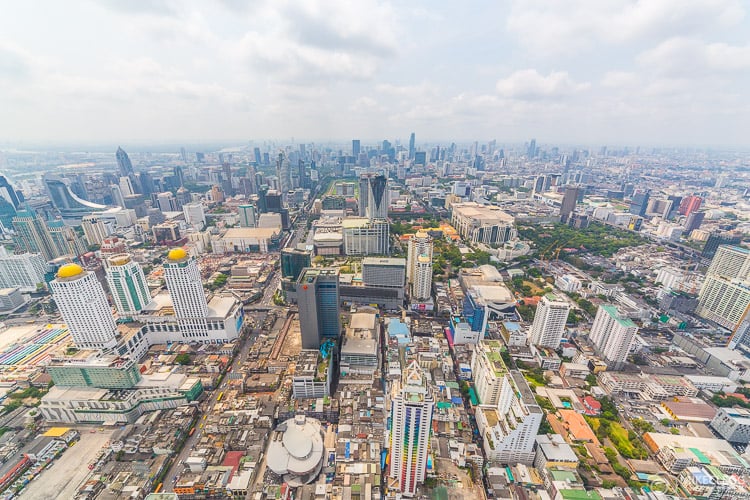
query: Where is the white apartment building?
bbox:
[163,248,209,339]
[589,304,639,368]
[530,294,570,348]
[182,202,206,229]
[50,263,118,350]
[696,245,750,330]
[0,248,47,292]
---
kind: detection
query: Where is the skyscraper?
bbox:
[12,209,58,261]
[43,175,107,222]
[408,132,415,160]
[105,254,153,317]
[702,232,742,259]
[281,247,312,280]
[253,147,262,165]
[296,268,340,349]
[559,185,579,223]
[589,305,639,368]
[183,202,206,229]
[116,146,134,177]
[407,231,432,285]
[527,138,537,158]
[359,173,388,220]
[50,263,118,350]
[163,248,208,339]
[0,247,47,292]
[629,191,650,217]
[389,360,434,497]
[352,139,361,158]
[696,245,750,330]
[530,294,570,348]
[238,204,257,228]
[679,195,703,216]
[684,211,705,232]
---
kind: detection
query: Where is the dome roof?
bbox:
[57,263,84,279]
[283,421,314,459]
[108,254,131,266]
[167,248,188,261]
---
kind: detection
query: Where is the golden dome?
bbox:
[57,263,84,279]
[167,248,188,261]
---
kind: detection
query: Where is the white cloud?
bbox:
[495,70,590,99]
[638,37,750,75]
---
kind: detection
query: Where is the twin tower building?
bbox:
[50,248,242,356]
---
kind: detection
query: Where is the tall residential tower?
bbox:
[105,254,153,317]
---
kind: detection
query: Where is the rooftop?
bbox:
[600,304,637,328]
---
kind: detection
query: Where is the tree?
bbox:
[175,353,191,365]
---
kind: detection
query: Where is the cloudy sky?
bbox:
[1,0,749,147]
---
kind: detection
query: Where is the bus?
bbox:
[217,391,224,402]
[188,427,196,437]
[154,483,163,493]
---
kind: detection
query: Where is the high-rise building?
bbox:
[0,247,46,292]
[629,191,650,217]
[559,185,579,223]
[527,138,537,158]
[413,151,426,166]
[163,248,209,339]
[358,174,388,220]
[702,232,742,259]
[684,211,705,232]
[296,268,340,349]
[116,146,135,177]
[50,263,118,350]
[679,195,703,216]
[389,360,434,497]
[81,214,111,246]
[589,305,639,368]
[696,245,750,330]
[281,247,312,280]
[530,293,570,348]
[156,192,178,213]
[407,231,432,286]
[238,204,257,228]
[471,340,542,464]
[408,132,415,160]
[43,175,108,222]
[105,254,153,317]
[342,218,389,256]
[12,209,58,261]
[48,220,87,258]
[412,255,432,301]
[183,202,206,229]
[253,147,262,165]
[729,305,750,351]
[0,175,20,231]
[352,139,361,158]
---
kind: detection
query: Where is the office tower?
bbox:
[43,175,107,222]
[110,184,126,208]
[362,257,406,289]
[352,139,361,158]
[702,232,742,259]
[413,151,426,166]
[253,147,262,165]
[116,146,134,177]
[684,211,705,232]
[183,202,206,229]
[257,185,269,214]
[629,191,650,217]
[407,231,432,284]
[105,254,153,317]
[470,340,542,463]
[358,174,388,220]
[666,195,682,219]
[156,192,179,212]
[0,175,20,230]
[589,305,639,368]
[408,132,415,160]
[527,138,537,158]
[679,195,703,215]
[389,360,434,497]
[696,245,750,330]
[81,214,111,246]
[296,268,340,349]
[559,186,579,223]
[238,204,257,228]
[163,248,208,339]
[452,181,471,198]
[12,209,58,261]
[50,263,118,350]
[119,176,135,197]
[281,248,312,280]
[530,294,570,348]
[0,247,46,292]
[176,186,191,207]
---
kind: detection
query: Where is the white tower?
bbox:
[389,361,434,497]
[50,263,118,350]
[407,231,432,296]
[413,254,433,301]
[105,254,153,317]
[163,248,208,339]
[183,202,206,230]
[589,304,639,368]
[530,294,570,348]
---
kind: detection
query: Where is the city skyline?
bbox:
[0,1,748,146]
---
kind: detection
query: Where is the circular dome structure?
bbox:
[57,263,84,279]
[266,415,325,486]
[167,248,188,261]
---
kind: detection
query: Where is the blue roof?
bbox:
[388,318,409,336]
[503,322,521,331]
